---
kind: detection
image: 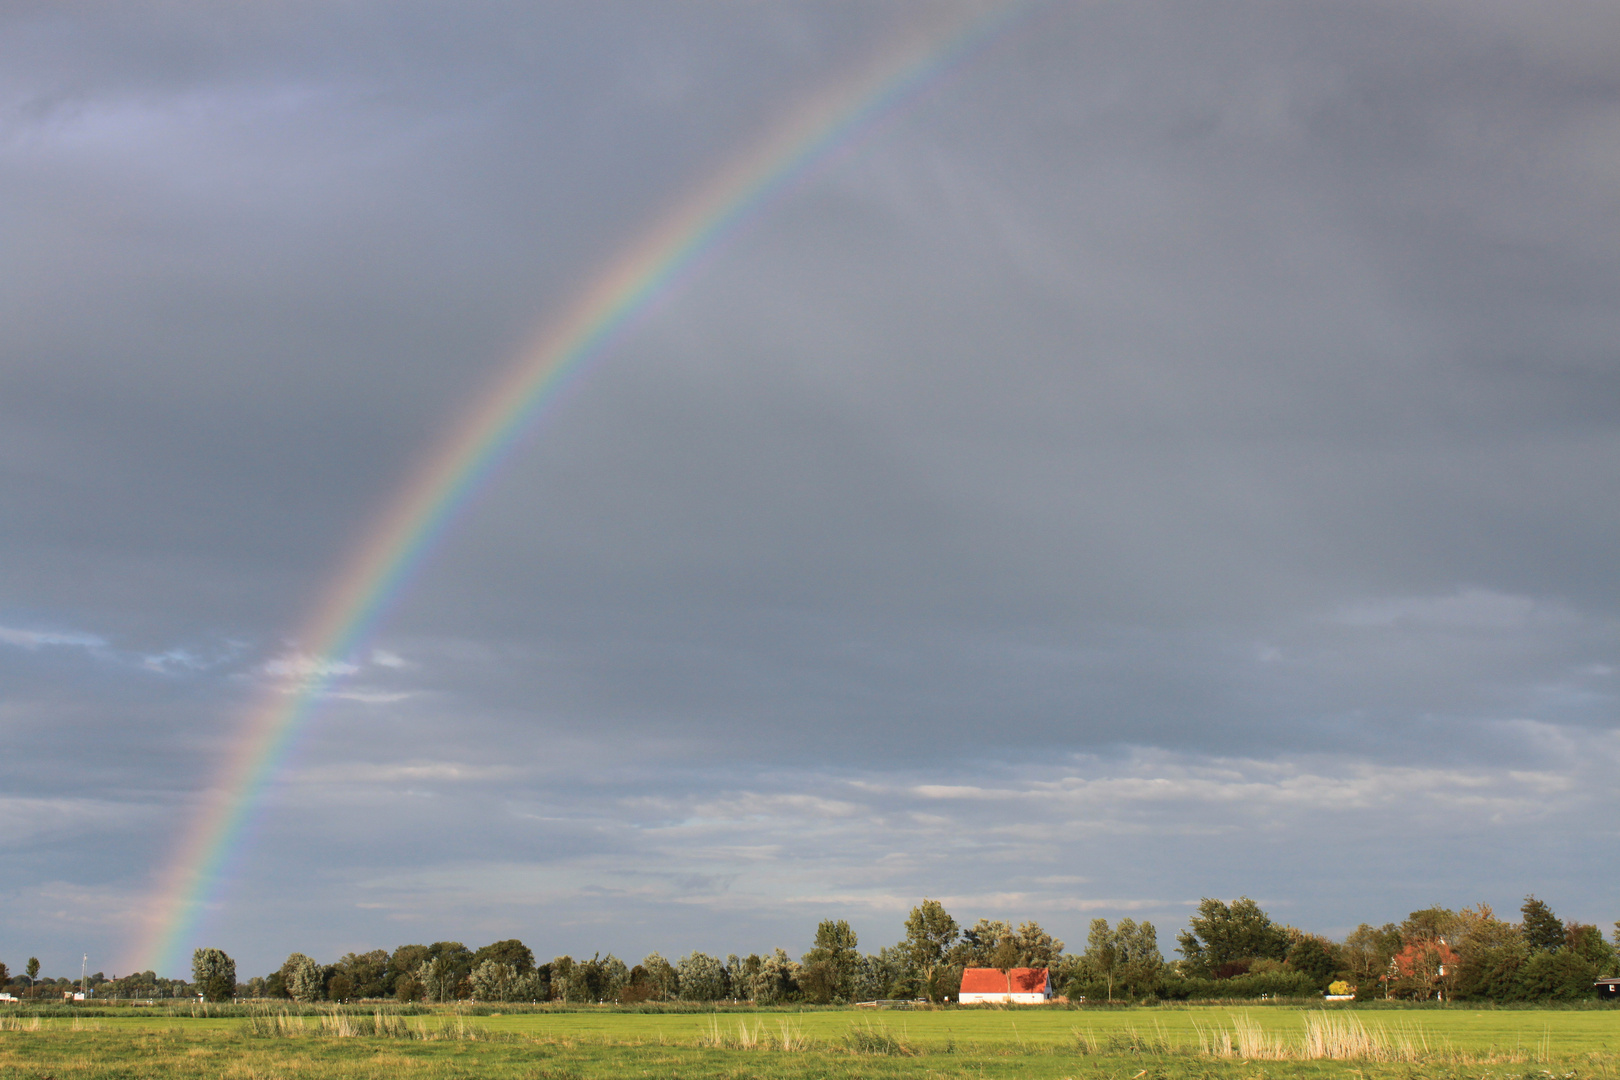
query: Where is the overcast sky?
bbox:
[4,0,1619,980]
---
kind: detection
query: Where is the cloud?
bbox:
[0,625,105,650]
[3,1,1620,976]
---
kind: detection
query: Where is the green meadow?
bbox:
[1,1004,1616,1079]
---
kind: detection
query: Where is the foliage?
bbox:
[639,952,680,1001]
[1072,918,1161,1002]
[334,949,389,999]
[801,920,860,1002]
[1176,898,1290,978]
[472,939,535,976]
[676,952,727,1002]
[1521,896,1566,953]
[902,898,958,1003]
[191,949,237,1002]
[1285,935,1338,989]
[280,953,324,1003]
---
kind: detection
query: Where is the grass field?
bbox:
[1,1003,1616,1079]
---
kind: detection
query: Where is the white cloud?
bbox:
[261,652,360,681]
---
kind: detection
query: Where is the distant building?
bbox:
[1597,977,1620,998]
[958,967,1052,1004]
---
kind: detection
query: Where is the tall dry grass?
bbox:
[241,1008,499,1041]
[1074,1011,1492,1064]
[695,1016,809,1051]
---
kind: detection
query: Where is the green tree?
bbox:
[1177,897,1290,978]
[335,950,389,999]
[386,944,430,997]
[638,952,679,1000]
[676,952,727,1001]
[26,958,40,982]
[280,953,323,1003]
[989,934,1021,997]
[1009,921,1064,967]
[1400,906,1461,944]
[952,919,1014,967]
[1082,919,1121,1001]
[471,939,534,976]
[417,955,464,1002]
[469,960,519,1002]
[1079,918,1161,1001]
[903,899,959,1003]
[1520,896,1565,953]
[1341,923,1401,995]
[746,949,797,1004]
[802,919,860,1001]
[191,948,236,1002]
[1286,935,1339,989]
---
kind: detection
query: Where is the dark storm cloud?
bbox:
[2,2,1617,975]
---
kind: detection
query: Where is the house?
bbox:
[1597,978,1620,998]
[958,967,1052,1005]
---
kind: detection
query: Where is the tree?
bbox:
[566,953,628,1002]
[1401,907,1460,942]
[1341,923,1401,994]
[1080,918,1161,1001]
[746,949,797,1004]
[1008,921,1064,968]
[1177,898,1290,978]
[335,950,389,999]
[1520,896,1565,953]
[417,955,462,1002]
[472,939,534,976]
[1083,919,1121,1002]
[903,899,959,1003]
[1286,935,1339,990]
[191,948,236,1002]
[639,952,679,1001]
[989,934,1021,997]
[676,952,727,1002]
[952,919,1014,968]
[469,960,519,1002]
[280,954,323,1003]
[26,958,39,982]
[386,944,430,997]
[801,920,859,1001]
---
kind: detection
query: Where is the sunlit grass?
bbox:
[1,1003,1614,1079]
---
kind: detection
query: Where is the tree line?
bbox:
[4,894,1613,1004]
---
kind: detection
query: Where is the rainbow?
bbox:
[132,3,1024,977]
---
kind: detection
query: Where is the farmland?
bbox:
[1,1003,1616,1079]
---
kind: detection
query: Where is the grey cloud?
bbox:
[2,1,1618,975]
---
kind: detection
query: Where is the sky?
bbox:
[3,0,1619,981]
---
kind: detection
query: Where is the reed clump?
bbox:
[1074,1012,1467,1063]
[695,1016,810,1052]
[242,1008,503,1041]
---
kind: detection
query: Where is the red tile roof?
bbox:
[960,967,1050,994]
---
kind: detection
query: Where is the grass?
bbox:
[0,1003,1615,1079]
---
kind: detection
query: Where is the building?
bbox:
[1597,977,1620,998]
[958,967,1052,1005]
